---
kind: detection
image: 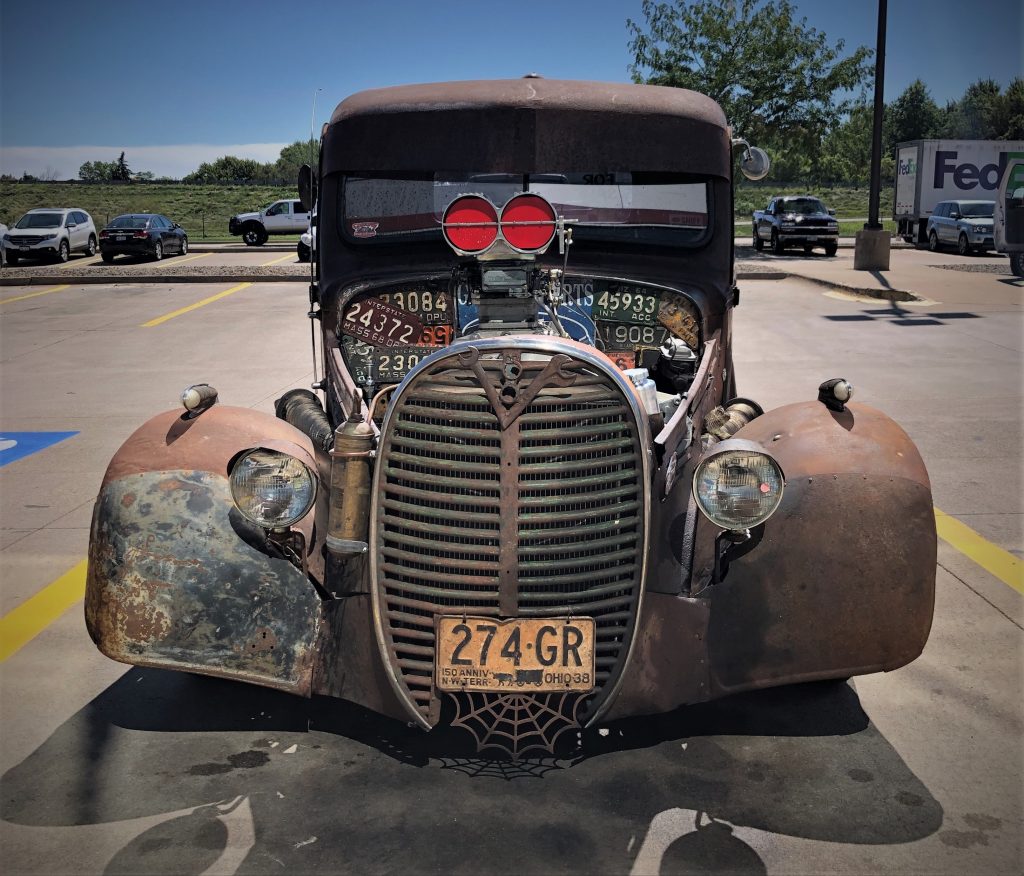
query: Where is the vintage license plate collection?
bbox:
[341,280,700,383]
[435,616,596,692]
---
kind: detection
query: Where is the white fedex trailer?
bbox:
[894,139,1024,243]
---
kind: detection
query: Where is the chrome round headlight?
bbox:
[694,443,785,531]
[229,449,316,529]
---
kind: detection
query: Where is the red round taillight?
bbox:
[442,195,499,254]
[499,194,556,253]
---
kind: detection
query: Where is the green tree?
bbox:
[79,160,116,182]
[275,140,320,187]
[112,151,132,181]
[627,0,872,158]
[1005,78,1024,139]
[886,80,940,150]
[941,79,1008,139]
[183,155,272,184]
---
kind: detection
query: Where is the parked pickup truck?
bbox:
[753,195,839,255]
[229,198,309,246]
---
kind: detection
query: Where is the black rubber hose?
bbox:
[275,389,334,452]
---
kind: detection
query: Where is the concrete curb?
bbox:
[1,268,921,301]
[0,266,925,301]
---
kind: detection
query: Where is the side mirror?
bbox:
[949,211,960,220]
[739,146,770,182]
[66,222,77,229]
[298,164,317,214]
[828,209,836,216]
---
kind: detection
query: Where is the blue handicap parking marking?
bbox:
[0,432,79,468]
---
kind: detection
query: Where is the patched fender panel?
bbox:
[706,401,936,692]
[86,470,322,695]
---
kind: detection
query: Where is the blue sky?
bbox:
[1,0,1020,178]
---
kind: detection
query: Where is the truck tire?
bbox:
[1012,252,1024,278]
[242,223,267,246]
[928,230,939,252]
[957,233,972,256]
[824,242,838,257]
[770,229,785,255]
[753,226,763,251]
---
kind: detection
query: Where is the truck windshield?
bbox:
[341,172,711,247]
[781,198,828,215]
[958,202,994,218]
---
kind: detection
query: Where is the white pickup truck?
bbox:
[228,198,309,246]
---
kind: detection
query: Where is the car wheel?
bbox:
[152,241,163,261]
[57,240,70,263]
[297,242,310,262]
[927,230,939,252]
[824,242,838,257]
[180,236,188,255]
[752,226,763,251]
[957,232,971,256]
[101,252,115,264]
[770,229,785,255]
[242,224,266,246]
[6,252,18,266]
[1012,252,1024,278]
[86,235,97,256]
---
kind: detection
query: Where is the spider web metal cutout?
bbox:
[448,691,584,758]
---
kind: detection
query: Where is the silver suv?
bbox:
[3,208,98,264]
[926,200,994,255]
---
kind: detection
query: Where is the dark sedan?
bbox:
[99,214,188,262]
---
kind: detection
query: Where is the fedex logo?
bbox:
[898,157,917,176]
[934,150,1011,190]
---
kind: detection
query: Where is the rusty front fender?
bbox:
[86,407,326,695]
[705,400,936,694]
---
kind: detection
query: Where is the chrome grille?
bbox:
[373,344,647,723]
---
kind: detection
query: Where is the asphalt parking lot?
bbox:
[0,253,1021,874]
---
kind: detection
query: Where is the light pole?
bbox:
[854,0,891,270]
[310,87,323,173]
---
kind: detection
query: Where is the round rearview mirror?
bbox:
[740,147,770,181]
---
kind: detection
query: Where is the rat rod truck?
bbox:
[86,79,936,756]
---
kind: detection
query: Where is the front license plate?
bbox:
[435,616,596,692]
[20,246,30,252]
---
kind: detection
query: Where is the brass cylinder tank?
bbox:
[326,415,375,556]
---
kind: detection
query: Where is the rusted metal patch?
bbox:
[86,470,323,695]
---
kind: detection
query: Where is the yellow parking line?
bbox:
[0,284,71,305]
[0,560,87,662]
[935,508,1023,594]
[142,281,252,327]
[60,255,102,269]
[260,254,295,266]
[150,252,211,268]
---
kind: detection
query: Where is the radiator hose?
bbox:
[275,389,334,452]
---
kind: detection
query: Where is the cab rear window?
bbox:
[341,172,711,247]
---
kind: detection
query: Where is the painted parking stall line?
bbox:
[259,254,296,266]
[0,284,71,306]
[142,282,252,327]
[0,431,78,467]
[934,508,1023,594]
[0,560,87,662]
[149,253,211,268]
